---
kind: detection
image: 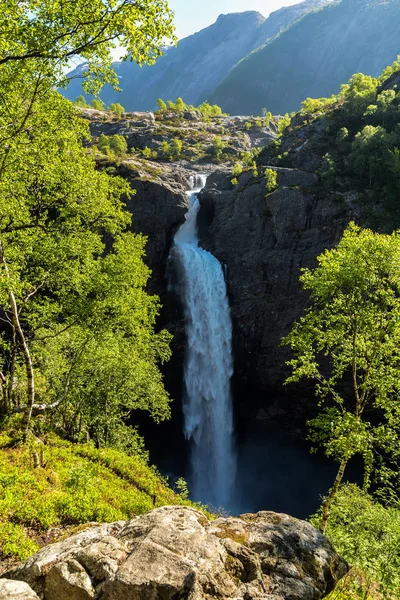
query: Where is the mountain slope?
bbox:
[64,11,266,110]
[211,0,400,115]
[63,0,333,111]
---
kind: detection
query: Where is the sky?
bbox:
[167,0,302,40]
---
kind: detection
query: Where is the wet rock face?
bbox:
[5,506,347,600]
[198,168,360,424]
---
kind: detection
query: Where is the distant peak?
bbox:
[216,11,266,21]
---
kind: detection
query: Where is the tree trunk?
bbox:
[0,242,35,440]
[320,457,348,534]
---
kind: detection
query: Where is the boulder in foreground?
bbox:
[5,506,348,599]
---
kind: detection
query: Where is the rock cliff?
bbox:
[4,506,347,600]
[197,167,360,426]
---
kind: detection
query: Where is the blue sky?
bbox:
[168,0,301,39]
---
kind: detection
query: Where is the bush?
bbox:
[265,168,278,193]
[110,103,125,118]
[97,133,110,153]
[142,147,157,159]
[211,136,225,158]
[312,484,400,599]
[157,98,167,112]
[74,95,89,108]
[109,134,128,156]
[91,98,104,111]
[0,434,195,560]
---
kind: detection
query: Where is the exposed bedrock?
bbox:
[197,168,361,427]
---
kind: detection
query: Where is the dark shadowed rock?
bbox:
[198,167,361,424]
[6,506,347,600]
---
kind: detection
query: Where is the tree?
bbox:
[283,224,400,532]
[174,98,186,113]
[98,133,111,153]
[75,95,89,108]
[0,0,176,439]
[91,98,104,110]
[0,0,176,94]
[110,103,125,119]
[339,73,377,118]
[264,168,278,193]
[157,98,167,112]
[109,134,128,155]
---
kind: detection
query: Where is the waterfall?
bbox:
[171,174,236,510]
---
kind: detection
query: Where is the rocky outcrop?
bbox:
[0,579,39,599]
[5,506,347,600]
[198,167,360,425]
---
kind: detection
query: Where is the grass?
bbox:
[0,431,194,565]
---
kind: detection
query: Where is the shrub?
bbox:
[314,484,400,599]
[211,136,225,158]
[97,133,110,153]
[142,147,157,159]
[110,103,125,118]
[74,95,89,108]
[109,134,128,155]
[91,98,104,111]
[157,98,167,112]
[265,168,278,193]
[232,163,243,177]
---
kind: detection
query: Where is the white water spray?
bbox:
[171,174,236,509]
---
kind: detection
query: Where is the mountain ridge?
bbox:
[63,0,333,111]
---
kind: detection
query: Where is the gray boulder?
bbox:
[0,579,39,599]
[7,506,347,600]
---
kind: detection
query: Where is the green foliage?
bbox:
[211,136,225,159]
[156,98,226,120]
[171,137,183,156]
[0,0,176,96]
[160,138,183,159]
[156,98,167,112]
[197,102,224,118]
[262,108,273,125]
[75,95,90,108]
[319,152,337,188]
[109,134,128,155]
[142,147,157,159]
[174,97,185,113]
[91,98,104,110]
[339,73,378,117]
[161,140,171,157]
[277,113,291,136]
[283,224,400,509]
[245,121,252,131]
[110,103,125,118]
[315,484,400,599]
[231,163,243,178]
[97,133,110,153]
[0,433,195,560]
[301,95,337,116]
[264,168,278,193]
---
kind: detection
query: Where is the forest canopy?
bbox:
[0,0,176,441]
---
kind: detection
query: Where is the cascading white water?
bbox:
[171,174,236,510]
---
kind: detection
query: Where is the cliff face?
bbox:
[212,0,400,115]
[197,168,361,424]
